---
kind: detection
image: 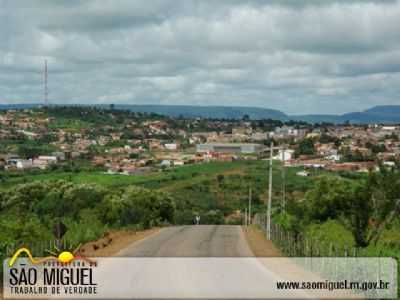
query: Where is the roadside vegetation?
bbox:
[0,160,311,261]
[1,158,399,279]
[273,167,400,263]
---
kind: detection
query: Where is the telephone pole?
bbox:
[281,146,286,212]
[267,141,273,240]
[248,186,252,226]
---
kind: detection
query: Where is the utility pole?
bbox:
[244,208,248,226]
[248,186,252,226]
[281,145,286,212]
[267,141,273,240]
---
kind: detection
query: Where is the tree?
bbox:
[304,171,400,247]
[305,176,352,222]
[113,186,176,228]
[304,176,371,246]
[17,145,44,159]
[366,168,400,245]
[242,114,250,121]
[295,138,315,157]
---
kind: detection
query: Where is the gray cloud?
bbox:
[0,0,400,114]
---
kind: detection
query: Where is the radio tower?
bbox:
[44,60,48,107]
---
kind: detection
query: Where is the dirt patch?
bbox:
[219,169,245,176]
[242,225,282,257]
[78,227,160,257]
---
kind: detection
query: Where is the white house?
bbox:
[383,161,396,167]
[16,159,33,169]
[173,160,185,166]
[38,155,58,163]
[164,143,178,150]
[382,126,396,131]
[273,149,294,161]
[6,159,33,170]
[325,154,341,161]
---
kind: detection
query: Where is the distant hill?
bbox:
[115,105,289,121]
[365,105,400,114]
[342,105,400,123]
[1,103,400,124]
[0,103,289,120]
[293,105,400,124]
[0,103,40,110]
[108,104,400,124]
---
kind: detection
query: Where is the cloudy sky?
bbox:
[1,0,400,115]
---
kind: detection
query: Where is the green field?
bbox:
[1,160,266,188]
[0,160,315,222]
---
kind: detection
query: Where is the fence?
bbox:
[253,213,379,258]
[252,213,398,298]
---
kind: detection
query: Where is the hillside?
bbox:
[365,105,400,114]
[115,104,289,121]
[292,105,400,124]
[117,104,400,123]
[1,103,400,124]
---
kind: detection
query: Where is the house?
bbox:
[33,159,49,170]
[273,149,294,161]
[251,132,268,141]
[232,126,252,135]
[274,126,303,138]
[383,161,396,168]
[164,143,178,151]
[173,160,185,166]
[6,159,33,170]
[301,159,327,169]
[326,162,376,173]
[325,154,341,161]
[382,126,396,131]
[38,156,58,163]
[52,152,66,161]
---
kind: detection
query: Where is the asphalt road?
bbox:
[104,225,312,299]
[117,225,253,257]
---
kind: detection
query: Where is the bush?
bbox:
[304,220,355,254]
[0,180,176,252]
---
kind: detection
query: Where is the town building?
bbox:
[196,143,264,154]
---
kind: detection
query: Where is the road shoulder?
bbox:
[242,225,281,257]
[78,227,161,257]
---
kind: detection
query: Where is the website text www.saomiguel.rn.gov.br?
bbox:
[277,279,391,292]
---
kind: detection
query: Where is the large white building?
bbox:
[196,143,264,154]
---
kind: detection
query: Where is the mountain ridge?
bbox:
[0,103,399,124]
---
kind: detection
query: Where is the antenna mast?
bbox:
[44,60,48,107]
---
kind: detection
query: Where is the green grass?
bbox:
[0,160,259,189]
[1,160,315,218]
[47,118,91,131]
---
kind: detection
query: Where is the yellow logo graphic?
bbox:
[9,247,94,267]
